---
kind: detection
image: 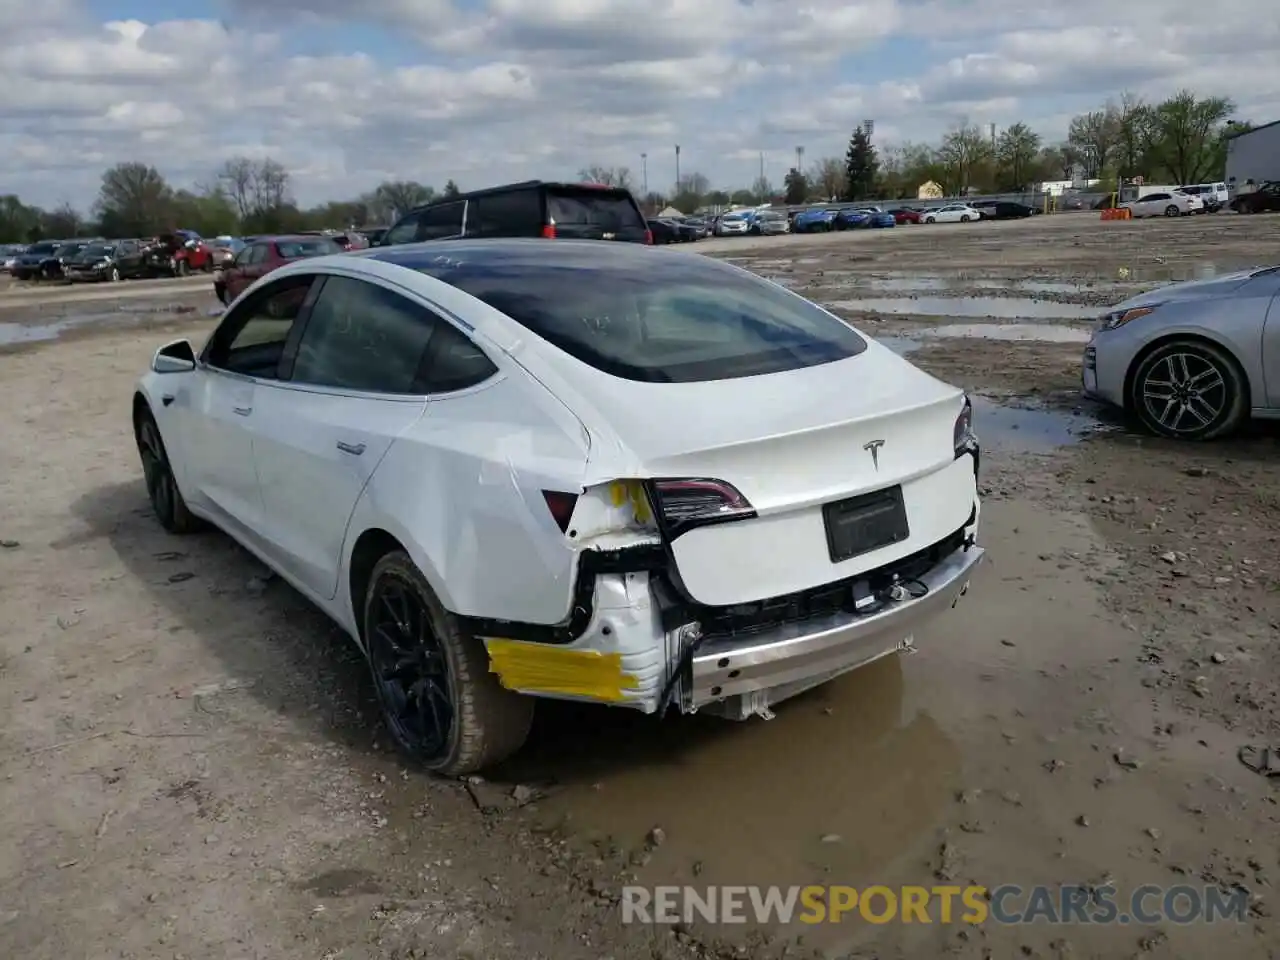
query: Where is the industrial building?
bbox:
[1225,120,1280,187]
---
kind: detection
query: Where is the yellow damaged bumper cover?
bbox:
[484,639,640,702]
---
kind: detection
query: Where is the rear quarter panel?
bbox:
[342,369,594,626]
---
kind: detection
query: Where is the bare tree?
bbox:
[938,123,990,194]
[1067,108,1120,178]
[750,174,772,202]
[217,158,255,222]
[578,165,633,190]
[808,157,845,200]
[250,159,291,214]
[1114,92,1153,180]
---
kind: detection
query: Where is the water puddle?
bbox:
[918,322,1091,343]
[971,396,1106,450]
[829,297,1099,320]
[0,304,198,346]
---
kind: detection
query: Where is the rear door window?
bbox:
[546,188,647,241]
[467,190,541,237]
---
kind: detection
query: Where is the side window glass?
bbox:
[290,276,437,394]
[418,202,465,241]
[205,275,317,379]
[468,191,538,237]
[422,321,498,393]
[384,214,422,246]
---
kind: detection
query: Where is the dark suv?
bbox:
[380,181,652,246]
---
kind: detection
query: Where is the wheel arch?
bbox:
[1122,331,1252,413]
[347,526,409,645]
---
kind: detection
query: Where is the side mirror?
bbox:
[152,339,197,374]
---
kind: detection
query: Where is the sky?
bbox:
[3,0,1277,210]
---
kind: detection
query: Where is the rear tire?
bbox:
[1164,205,1179,217]
[1129,339,1248,441]
[363,551,534,776]
[960,214,971,222]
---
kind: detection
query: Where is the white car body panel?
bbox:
[134,243,983,723]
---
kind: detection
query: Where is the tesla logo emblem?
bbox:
[863,439,885,469]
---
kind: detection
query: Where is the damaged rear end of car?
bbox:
[409,241,984,724]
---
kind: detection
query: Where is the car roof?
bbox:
[363,237,675,272]
[405,180,634,214]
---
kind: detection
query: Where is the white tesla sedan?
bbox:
[132,240,983,775]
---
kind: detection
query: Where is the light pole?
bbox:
[795,145,804,174]
[674,144,681,194]
[641,153,648,199]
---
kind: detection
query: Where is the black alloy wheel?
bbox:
[1130,340,1247,440]
[367,572,455,762]
[362,552,533,776]
[134,411,200,533]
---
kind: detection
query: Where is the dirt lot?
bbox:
[3,214,1279,960]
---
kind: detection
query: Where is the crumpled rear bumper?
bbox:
[687,541,984,712]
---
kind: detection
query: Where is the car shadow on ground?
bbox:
[67,479,787,784]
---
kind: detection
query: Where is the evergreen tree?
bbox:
[842,126,880,201]
[783,168,808,205]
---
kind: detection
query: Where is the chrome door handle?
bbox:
[233,406,252,416]
[336,441,366,456]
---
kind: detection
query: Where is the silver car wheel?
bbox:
[1139,350,1228,435]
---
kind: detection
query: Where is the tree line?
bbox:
[588,89,1250,211]
[0,88,1251,242]
[0,157,461,243]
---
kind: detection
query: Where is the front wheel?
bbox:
[363,551,533,776]
[134,409,202,533]
[1129,340,1248,440]
[109,266,121,282]
[925,216,936,224]
[1164,205,1179,217]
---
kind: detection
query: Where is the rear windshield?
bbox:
[546,189,643,229]
[277,238,341,258]
[415,250,867,383]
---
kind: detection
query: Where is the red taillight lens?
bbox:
[542,490,578,532]
[643,229,653,245]
[541,224,557,239]
[649,478,755,536]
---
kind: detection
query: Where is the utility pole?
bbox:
[795,145,804,174]
[674,144,681,193]
[641,153,648,199]
[990,123,996,152]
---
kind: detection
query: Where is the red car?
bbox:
[213,234,344,304]
[888,207,922,224]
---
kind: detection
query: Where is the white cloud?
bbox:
[0,0,1275,211]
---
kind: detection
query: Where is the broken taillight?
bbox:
[648,478,755,537]
[541,224,557,239]
[542,490,579,532]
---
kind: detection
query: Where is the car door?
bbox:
[226,243,265,299]
[247,274,454,599]
[186,274,321,545]
[116,240,140,276]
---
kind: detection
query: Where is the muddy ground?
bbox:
[2,214,1279,960]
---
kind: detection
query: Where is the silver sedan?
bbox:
[1082,266,1280,439]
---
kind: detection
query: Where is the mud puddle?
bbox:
[0,304,201,346]
[854,276,1134,296]
[970,396,1109,449]
[830,296,1099,320]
